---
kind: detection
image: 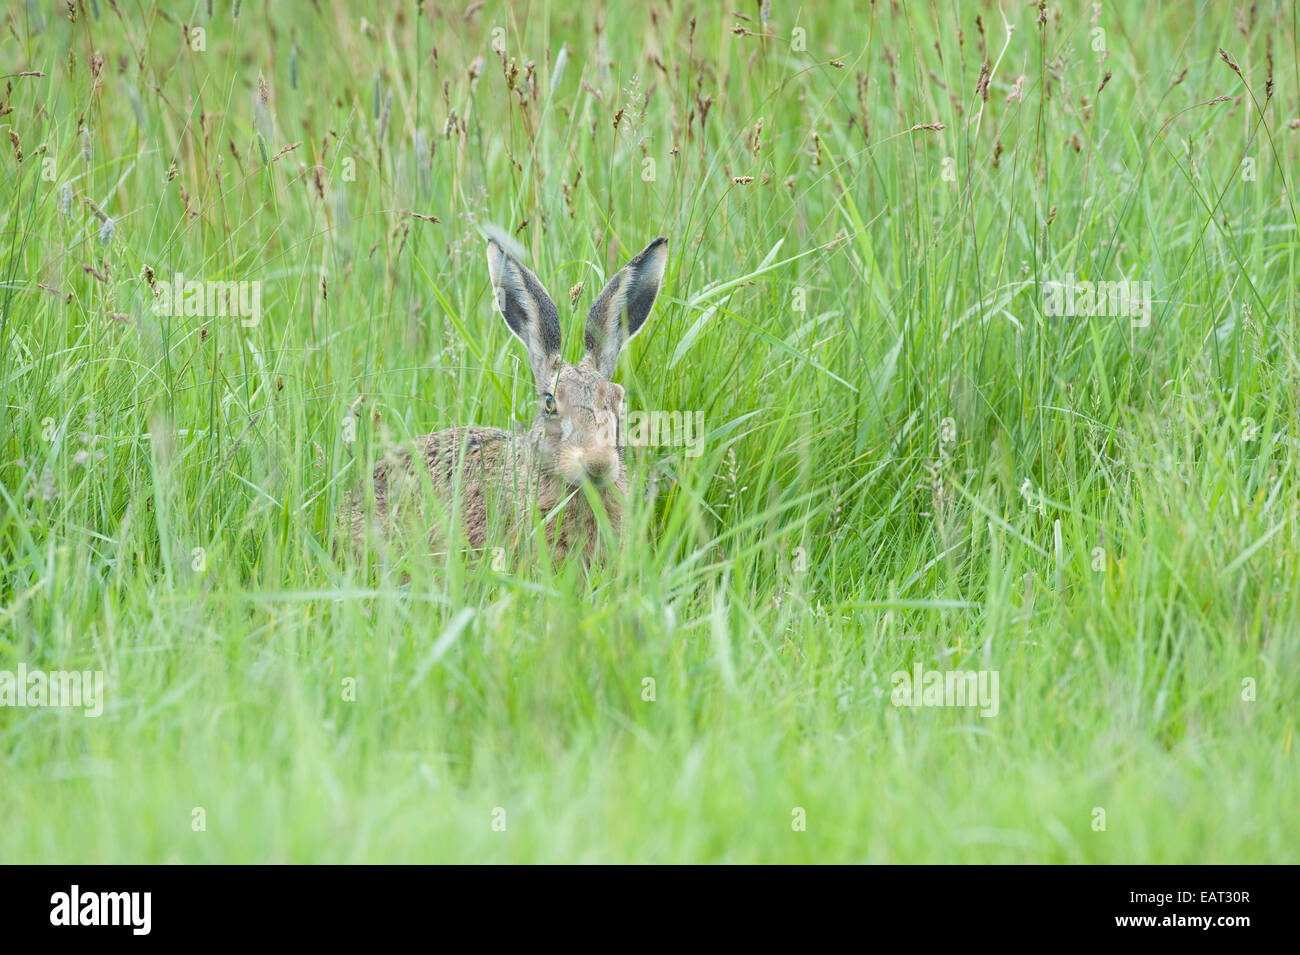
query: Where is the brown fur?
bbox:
[346,395,624,561]
[343,237,667,565]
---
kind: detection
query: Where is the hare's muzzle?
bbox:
[581,448,618,487]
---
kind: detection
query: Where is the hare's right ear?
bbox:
[486,239,563,393]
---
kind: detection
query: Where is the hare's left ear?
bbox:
[583,238,668,379]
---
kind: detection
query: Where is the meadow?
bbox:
[1,0,1297,862]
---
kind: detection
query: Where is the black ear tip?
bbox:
[632,237,667,264]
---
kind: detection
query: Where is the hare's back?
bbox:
[411,426,526,490]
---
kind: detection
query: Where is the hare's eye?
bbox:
[543,393,557,415]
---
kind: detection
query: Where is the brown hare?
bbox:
[347,236,668,563]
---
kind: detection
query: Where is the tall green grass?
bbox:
[1,0,1296,862]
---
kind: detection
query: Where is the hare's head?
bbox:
[486,237,668,489]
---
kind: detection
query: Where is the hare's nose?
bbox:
[583,451,616,485]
